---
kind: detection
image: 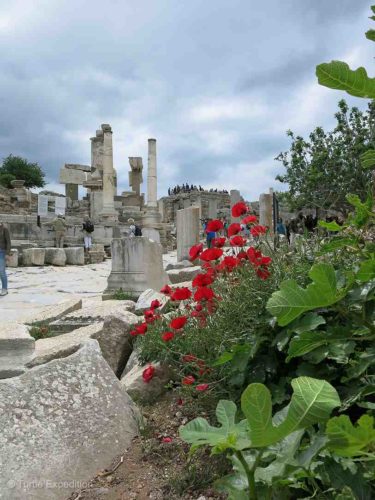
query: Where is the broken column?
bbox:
[105,237,170,298]
[177,206,200,261]
[259,192,273,232]
[129,157,143,197]
[142,138,162,243]
[100,124,118,221]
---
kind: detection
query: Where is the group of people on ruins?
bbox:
[168,185,229,195]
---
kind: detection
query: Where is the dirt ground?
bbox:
[67,392,228,500]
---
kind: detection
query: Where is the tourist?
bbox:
[82,215,94,253]
[276,218,287,238]
[128,218,136,237]
[205,219,216,248]
[0,220,11,296]
[43,214,68,248]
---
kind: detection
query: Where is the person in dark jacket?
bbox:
[0,221,11,296]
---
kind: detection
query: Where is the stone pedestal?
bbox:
[259,193,273,232]
[7,249,18,267]
[208,199,218,219]
[230,189,242,223]
[106,237,170,298]
[177,206,200,261]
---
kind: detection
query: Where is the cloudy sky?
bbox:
[0,0,373,200]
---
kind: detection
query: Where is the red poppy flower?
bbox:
[162,331,175,342]
[257,267,271,280]
[130,329,138,337]
[228,223,241,237]
[144,309,155,319]
[241,215,257,225]
[182,375,195,385]
[237,251,248,260]
[196,384,209,392]
[142,365,155,383]
[170,316,188,330]
[150,299,161,309]
[199,248,223,261]
[189,243,204,261]
[195,303,203,312]
[194,286,215,302]
[182,354,197,363]
[171,287,192,301]
[205,219,223,233]
[162,437,173,443]
[207,300,217,315]
[251,225,267,237]
[160,284,172,295]
[231,201,248,218]
[261,256,272,266]
[212,237,226,248]
[192,273,214,288]
[136,323,148,335]
[247,247,262,266]
[230,235,246,247]
[218,255,239,272]
[177,398,184,406]
[191,310,203,318]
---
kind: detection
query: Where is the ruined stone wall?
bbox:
[160,191,230,223]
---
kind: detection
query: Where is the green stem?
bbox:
[235,451,255,500]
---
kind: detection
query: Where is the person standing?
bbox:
[0,220,11,296]
[82,215,94,253]
[42,215,68,248]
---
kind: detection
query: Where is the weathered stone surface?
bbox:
[88,250,105,264]
[106,237,170,298]
[45,248,66,266]
[165,259,193,271]
[0,340,139,500]
[100,311,139,376]
[121,362,173,404]
[22,248,45,266]
[176,206,200,262]
[0,323,35,378]
[7,249,19,267]
[64,247,84,265]
[27,323,104,368]
[122,347,141,376]
[167,266,201,284]
[26,298,82,326]
[135,288,169,312]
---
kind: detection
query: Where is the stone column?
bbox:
[177,206,200,261]
[100,124,118,221]
[142,138,162,244]
[147,139,157,207]
[208,198,218,219]
[230,189,242,223]
[259,193,273,232]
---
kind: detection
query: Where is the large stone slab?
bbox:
[165,259,193,271]
[45,248,66,266]
[135,288,169,312]
[22,248,45,266]
[0,323,35,379]
[167,266,201,284]
[7,249,19,267]
[106,237,170,298]
[0,340,139,500]
[64,247,84,265]
[121,361,173,404]
[26,298,82,326]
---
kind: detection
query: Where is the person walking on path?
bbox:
[82,215,94,253]
[0,220,11,296]
[43,215,68,248]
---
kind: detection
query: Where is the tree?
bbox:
[0,155,46,189]
[275,100,375,214]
